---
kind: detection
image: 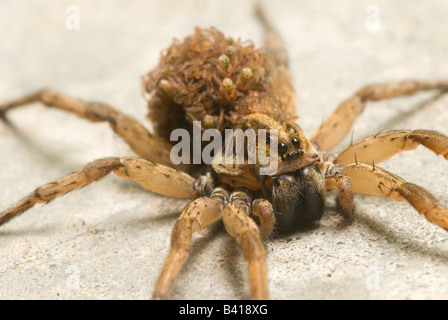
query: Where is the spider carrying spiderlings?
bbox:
[1,4,448,300]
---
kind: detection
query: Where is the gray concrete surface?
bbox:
[1,0,448,300]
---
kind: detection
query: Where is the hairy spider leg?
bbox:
[0,157,197,226]
[0,89,184,170]
[152,187,229,300]
[222,189,269,300]
[310,80,448,151]
[325,163,448,230]
[256,2,297,117]
[335,129,448,165]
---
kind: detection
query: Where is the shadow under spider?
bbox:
[371,91,448,136]
[348,201,448,262]
[168,223,243,298]
[1,111,90,173]
[161,220,256,299]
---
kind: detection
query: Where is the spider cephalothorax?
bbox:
[1,4,448,300]
[211,111,326,232]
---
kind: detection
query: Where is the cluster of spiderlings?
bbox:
[142,27,274,141]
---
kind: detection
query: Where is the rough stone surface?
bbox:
[1,0,448,300]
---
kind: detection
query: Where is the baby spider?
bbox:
[1,4,448,300]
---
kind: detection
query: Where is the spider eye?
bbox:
[291,137,300,148]
[278,142,288,154]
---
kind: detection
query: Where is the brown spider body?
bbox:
[142,26,325,231]
[1,4,448,300]
[141,27,295,141]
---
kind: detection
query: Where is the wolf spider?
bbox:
[1,5,448,300]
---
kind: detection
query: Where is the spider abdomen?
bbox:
[142,27,296,144]
[142,27,272,140]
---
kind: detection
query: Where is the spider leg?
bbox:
[222,189,269,300]
[0,157,197,226]
[251,198,275,239]
[335,129,448,165]
[152,187,229,300]
[256,3,297,116]
[0,89,179,169]
[326,163,448,230]
[325,171,355,215]
[310,80,448,151]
